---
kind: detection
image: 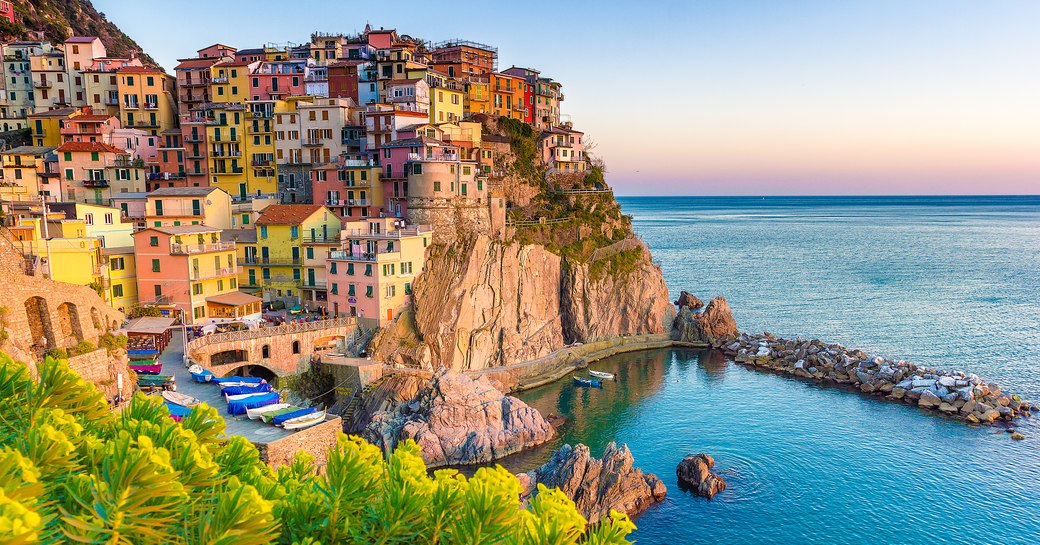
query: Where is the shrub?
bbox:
[44,348,68,360]
[99,333,128,352]
[69,341,96,357]
[0,352,637,544]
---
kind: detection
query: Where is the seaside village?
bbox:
[0,25,604,457]
[0,27,584,325]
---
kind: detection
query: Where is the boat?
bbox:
[271,407,316,426]
[220,383,273,397]
[129,362,163,375]
[225,391,273,401]
[261,406,302,423]
[588,370,615,380]
[247,403,290,420]
[573,376,602,388]
[189,365,214,383]
[165,402,192,422]
[283,410,326,430]
[227,392,281,416]
[212,376,265,385]
[162,391,201,407]
[137,375,176,390]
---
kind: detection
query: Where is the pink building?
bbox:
[60,114,120,143]
[539,126,586,174]
[107,128,159,164]
[250,60,308,101]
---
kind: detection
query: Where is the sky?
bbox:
[94,0,1040,195]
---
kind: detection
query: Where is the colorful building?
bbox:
[326,218,432,326]
[83,57,144,117]
[249,204,341,308]
[430,40,498,79]
[1,146,60,202]
[102,246,138,312]
[55,141,145,204]
[145,186,233,230]
[116,66,178,135]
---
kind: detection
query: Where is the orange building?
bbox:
[489,72,525,120]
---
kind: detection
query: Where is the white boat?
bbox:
[588,370,615,380]
[225,391,273,401]
[282,410,327,430]
[162,390,201,407]
[216,381,261,388]
[247,403,289,420]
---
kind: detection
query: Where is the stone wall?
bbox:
[406,196,505,245]
[186,319,355,377]
[67,348,134,402]
[253,415,342,470]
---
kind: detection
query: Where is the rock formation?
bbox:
[725,333,1038,424]
[363,370,555,467]
[516,442,666,523]
[676,453,727,499]
[672,295,738,347]
[373,235,672,370]
[675,291,705,311]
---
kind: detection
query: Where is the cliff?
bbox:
[373,234,672,370]
[5,0,158,67]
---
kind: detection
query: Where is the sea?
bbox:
[502,196,1040,545]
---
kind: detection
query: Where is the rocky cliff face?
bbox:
[673,296,738,347]
[373,235,672,370]
[517,442,666,523]
[363,370,556,468]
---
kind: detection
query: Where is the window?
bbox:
[192,283,202,295]
[112,284,123,297]
[330,262,337,274]
[111,258,124,270]
[364,264,372,277]
[433,181,441,192]
[64,168,73,180]
[259,225,267,238]
[347,283,355,296]
[230,278,237,289]
[331,283,338,295]
[290,226,299,238]
[291,340,300,354]
[154,285,162,297]
[84,214,93,226]
[149,236,159,246]
[194,306,204,320]
[152,259,160,272]
[63,152,72,161]
[217,279,224,291]
[365,285,373,298]
[91,152,99,161]
[387,285,396,297]
[346,263,354,275]
[413,163,422,175]
[404,282,412,295]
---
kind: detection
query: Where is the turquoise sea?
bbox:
[505,196,1040,545]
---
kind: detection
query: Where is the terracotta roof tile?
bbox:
[255,204,325,225]
[55,141,125,154]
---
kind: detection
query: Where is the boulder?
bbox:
[676,453,727,499]
[672,296,738,345]
[675,291,705,311]
[918,390,942,408]
[364,370,556,468]
[518,442,666,523]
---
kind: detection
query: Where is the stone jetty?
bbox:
[723,333,1036,424]
[516,442,667,523]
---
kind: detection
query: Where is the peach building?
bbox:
[326,217,432,326]
[55,141,146,204]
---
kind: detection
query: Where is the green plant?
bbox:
[0,352,637,544]
[127,306,162,319]
[44,348,68,360]
[99,333,128,352]
[68,341,95,357]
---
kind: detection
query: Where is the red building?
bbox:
[328,60,363,102]
[0,1,15,25]
[249,60,307,101]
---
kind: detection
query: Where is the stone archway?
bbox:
[56,302,84,344]
[210,349,249,367]
[224,363,277,382]
[24,296,54,348]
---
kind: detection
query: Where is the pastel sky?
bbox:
[94,0,1040,195]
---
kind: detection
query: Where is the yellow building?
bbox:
[1,146,61,202]
[102,246,138,312]
[199,103,280,198]
[244,100,287,198]
[51,202,135,247]
[116,66,178,135]
[145,187,233,230]
[209,60,254,104]
[28,107,81,147]
[6,216,105,290]
[465,78,491,116]
[250,204,341,308]
[429,83,465,124]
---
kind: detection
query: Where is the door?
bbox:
[386,308,393,322]
[307,268,315,287]
[261,246,269,264]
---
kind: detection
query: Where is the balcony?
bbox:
[81,179,109,188]
[147,172,186,181]
[185,152,206,159]
[170,242,235,255]
[191,266,237,280]
[143,102,159,110]
[210,134,240,143]
[211,77,229,84]
[328,249,400,262]
[341,159,375,167]
[123,102,139,110]
[408,152,458,162]
[341,226,430,239]
[251,158,272,167]
[303,138,323,146]
[302,235,339,244]
[209,149,241,158]
[265,86,289,96]
[184,135,204,143]
[238,257,301,266]
[300,281,327,290]
[324,198,370,207]
[34,80,52,88]
[212,167,244,176]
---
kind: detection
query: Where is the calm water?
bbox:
[504,196,1040,544]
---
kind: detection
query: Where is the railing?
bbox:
[237,257,301,266]
[212,167,244,175]
[302,235,339,243]
[554,187,613,195]
[187,316,357,351]
[341,159,375,167]
[300,281,327,290]
[143,103,159,110]
[191,266,237,280]
[506,216,573,228]
[81,179,109,188]
[170,242,235,255]
[341,226,429,239]
[184,135,204,143]
[303,138,323,146]
[211,77,229,84]
[34,80,51,88]
[147,172,186,180]
[328,250,400,262]
[324,198,370,207]
[408,152,458,162]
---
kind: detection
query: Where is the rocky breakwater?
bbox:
[672,295,739,347]
[517,442,666,523]
[363,370,555,468]
[676,454,727,499]
[725,334,1037,426]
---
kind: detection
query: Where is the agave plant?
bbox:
[0,352,636,545]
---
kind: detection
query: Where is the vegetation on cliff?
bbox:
[0,352,637,544]
[1,0,158,67]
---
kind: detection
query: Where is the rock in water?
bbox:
[364,370,555,468]
[673,296,738,346]
[675,291,705,311]
[676,453,727,499]
[517,442,666,523]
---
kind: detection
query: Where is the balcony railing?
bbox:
[191,266,237,280]
[408,152,458,162]
[237,257,301,266]
[34,80,52,88]
[324,198,370,207]
[81,179,109,188]
[211,77,229,84]
[341,226,429,239]
[300,281,327,290]
[143,102,159,110]
[212,167,244,175]
[328,249,400,262]
[303,138,323,146]
[302,235,339,244]
[184,135,204,143]
[170,242,235,255]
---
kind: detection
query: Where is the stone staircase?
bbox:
[341,374,389,426]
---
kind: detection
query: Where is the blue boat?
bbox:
[213,375,265,385]
[220,382,272,397]
[226,391,280,416]
[191,369,214,383]
[573,376,602,388]
[270,406,316,426]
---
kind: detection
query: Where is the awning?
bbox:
[125,317,177,334]
[206,291,263,307]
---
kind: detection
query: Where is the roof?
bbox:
[2,146,55,156]
[101,246,135,256]
[206,291,263,307]
[222,228,257,243]
[65,36,101,43]
[236,48,265,55]
[67,114,116,122]
[255,204,324,225]
[135,225,220,236]
[55,141,125,154]
[117,66,166,74]
[175,58,220,70]
[381,136,448,149]
[148,187,222,197]
[125,316,177,334]
[112,192,148,200]
[28,107,79,118]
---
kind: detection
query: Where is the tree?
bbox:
[0,353,637,544]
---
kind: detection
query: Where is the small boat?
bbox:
[271,407,316,426]
[225,391,272,401]
[137,375,175,389]
[189,365,214,383]
[162,390,200,407]
[588,370,615,381]
[261,406,302,423]
[283,409,326,430]
[573,376,602,388]
[165,402,192,422]
[130,362,163,375]
[220,383,272,397]
[247,403,290,420]
[226,392,280,416]
[212,376,265,385]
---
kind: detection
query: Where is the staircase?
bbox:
[341,375,389,426]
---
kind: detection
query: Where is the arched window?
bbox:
[291,340,300,354]
[262,345,270,359]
